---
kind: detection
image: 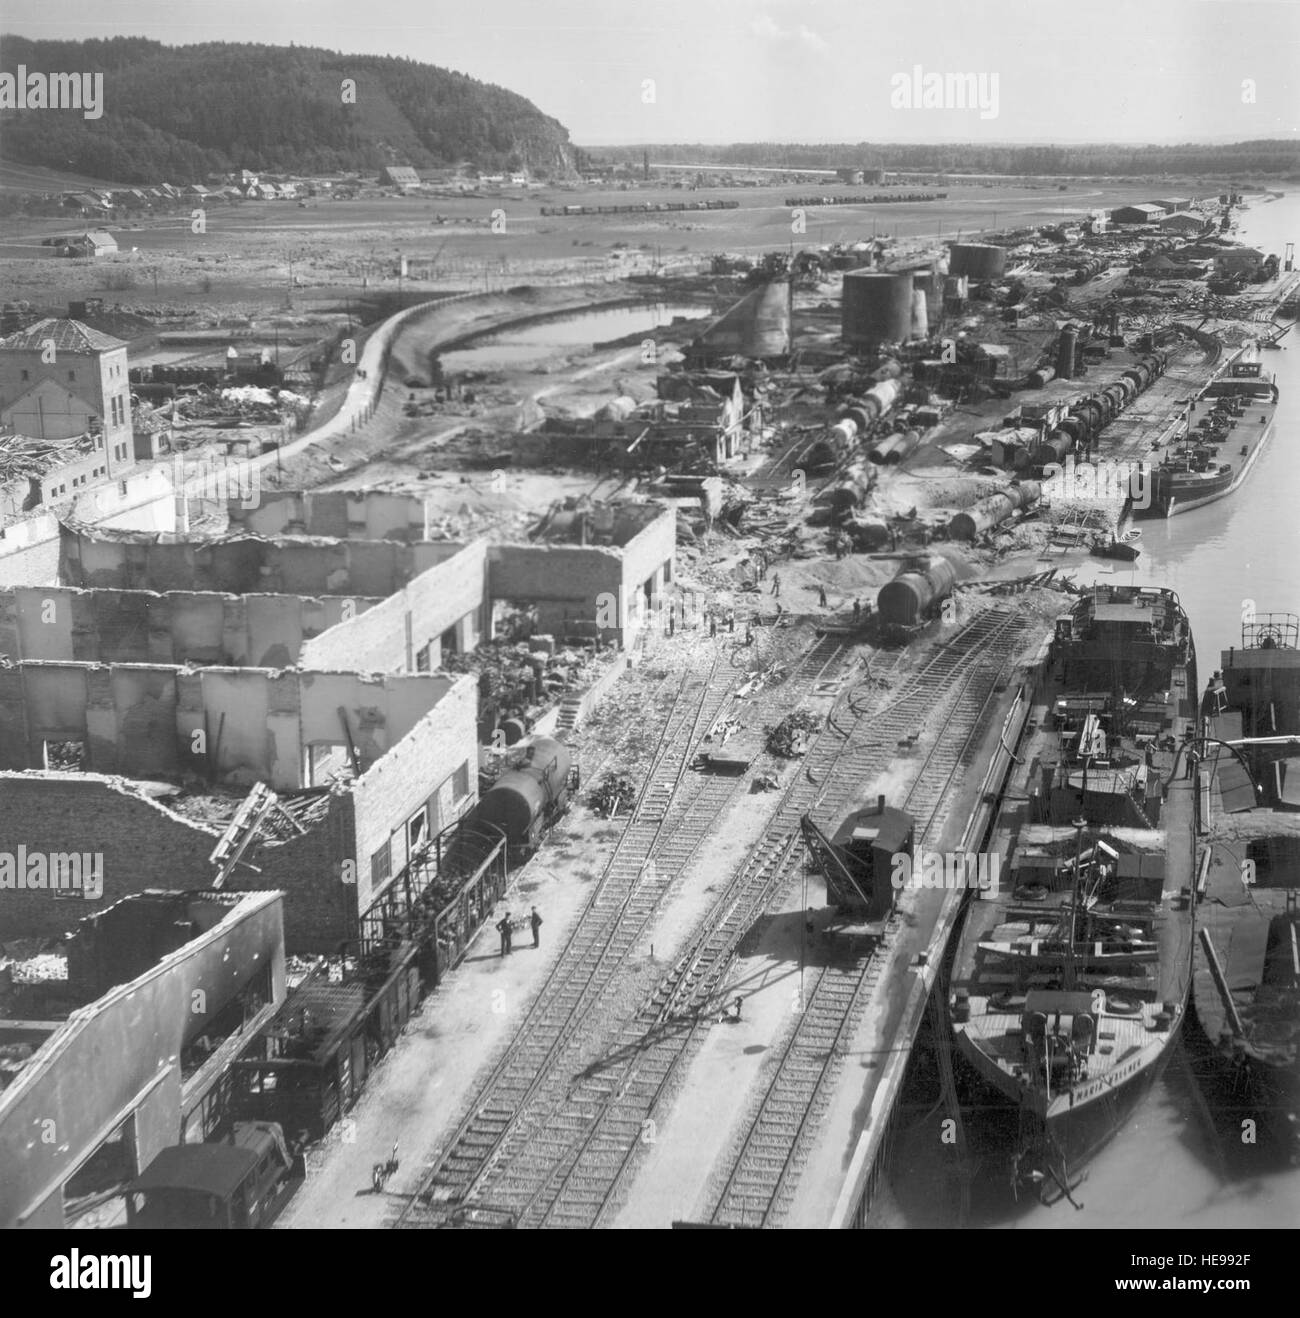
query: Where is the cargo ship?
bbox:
[950,585,1199,1202]
[1194,612,1300,1162]
[1132,347,1278,518]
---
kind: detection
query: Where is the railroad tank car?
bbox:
[948,482,1041,540]
[882,429,921,465]
[877,557,960,626]
[826,462,875,518]
[1030,431,1074,467]
[471,737,574,851]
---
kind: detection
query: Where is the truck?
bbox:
[124,1121,305,1229]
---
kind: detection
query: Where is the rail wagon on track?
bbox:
[469,736,580,855]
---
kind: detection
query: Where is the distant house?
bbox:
[276,183,299,199]
[239,170,259,186]
[1111,204,1166,226]
[380,165,421,189]
[158,184,181,198]
[1215,247,1264,277]
[68,230,118,258]
[184,184,210,200]
[249,183,278,200]
[1157,212,1205,235]
[65,192,111,216]
[1151,197,1190,213]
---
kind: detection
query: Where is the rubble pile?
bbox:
[587,774,636,817]
[765,709,821,758]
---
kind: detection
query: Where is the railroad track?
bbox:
[519,606,1027,1229]
[704,614,1022,1227]
[393,633,848,1227]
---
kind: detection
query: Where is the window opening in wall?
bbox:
[407,805,429,854]
[453,760,470,802]
[304,741,353,787]
[440,623,459,657]
[370,840,391,889]
[415,643,431,673]
[44,739,86,771]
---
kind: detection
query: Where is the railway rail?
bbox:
[487,607,1026,1228]
[705,610,1024,1226]
[393,633,848,1227]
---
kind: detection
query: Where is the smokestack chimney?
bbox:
[877,794,886,813]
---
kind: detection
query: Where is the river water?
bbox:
[876,191,1300,1230]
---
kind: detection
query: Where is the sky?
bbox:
[1,0,1297,145]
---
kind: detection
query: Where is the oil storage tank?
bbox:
[472,737,574,850]
[842,271,914,349]
[947,243,1007,281]
[877,555,961,626]
[689,279,792,361]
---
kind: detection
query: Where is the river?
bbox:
[875,190,1300,1230]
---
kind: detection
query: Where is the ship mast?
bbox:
[1065,817,1087,991]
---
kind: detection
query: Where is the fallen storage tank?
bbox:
[471,737,573,849]
[869,428,921,465]
[826,460,875,517]
[1027,365,1056,389]
[948,481,1042,540]
[842,271,914,349]
[877,556,961,626]
[843,516,890,550]
[947,243,1007,280]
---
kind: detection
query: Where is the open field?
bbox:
[0,176,1236,314]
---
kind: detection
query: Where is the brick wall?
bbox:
[299,541,487,673]
[349,675,478,914]
[0,586,377,666]
[227,491,428,541]
[0,773,360,952]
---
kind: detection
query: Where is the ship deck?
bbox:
[952,646,1199,1114]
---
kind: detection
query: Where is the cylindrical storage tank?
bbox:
[884,429,921,465]
[872,359,903,382]
[842,271,914,349]
[1103,383,1127,415]
[1031,433,1073,466]
[1094,392,1116,424]
[868,433,901,463]
[943,274,969,303]
[1028,365,1057,389]
[1057,327,1078,380]
[911,289,929,339]
[948,243,1007,280]
[1013,480,1042,509]
[1120,372,1142,397]
[949,494,1014,541]
[863,378,902,418]
[473,772,545,844]
[844,516,890,550]
[912,271,943,319]
[828,463,874,517]
[1057,416,1086,445]
[1072,399,1103,432]
[878,558,960,624]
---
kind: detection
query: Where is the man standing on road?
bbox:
[818,584,828,608]
[497,912,513,956]
[771,571,781,598]
[530,907,543,948]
